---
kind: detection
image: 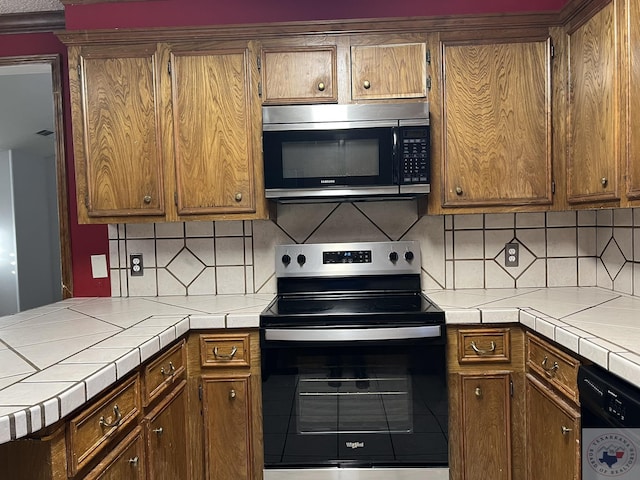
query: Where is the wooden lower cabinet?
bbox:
[525,374,580,480]
[202,374,252,480]
[84,426,146,480]
[458,373,512,480]
[144,380,188,480]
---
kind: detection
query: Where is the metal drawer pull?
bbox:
[318,82,325,91]
[153,427,164,435]
[542,356,559,377]
[475,387,482,397]
[129,456,139,467]
[160,362,175,376]
[99,404,122,428]
[230,389,236,399]
[470,341,496,355]
[214,346,238,360]
[561,426,572,435]
[363,80,371,89]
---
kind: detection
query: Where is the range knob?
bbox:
[405,251,415,261]
[389,252,399,262]
[281,254,291,266]
[297,254,306,266]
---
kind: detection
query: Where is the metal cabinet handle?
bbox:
[542,356,559,377]
[99,404,122,428]
[153,427,164,436]
[470,341,496,356]
[143,195,152,204]
[230,389,237,399]
[455,186,463,195]
[601,177,608,187]
[129,456,139,467]
[318,82,325,91]
[475,387,482,397]
[363,80,371,89]
[561,426,572,435]
[160,361,175,376]
[234,192,242,202]
[214,345,238,360]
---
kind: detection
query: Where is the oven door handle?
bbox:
[263,325,442,342]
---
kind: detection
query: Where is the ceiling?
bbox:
[0,65,56,159]
[0,0,63,14]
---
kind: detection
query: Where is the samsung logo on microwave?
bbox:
[320,179,336,184]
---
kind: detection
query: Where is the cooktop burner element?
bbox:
[260,241,444,329]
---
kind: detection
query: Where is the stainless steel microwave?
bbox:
[262,103,430,201]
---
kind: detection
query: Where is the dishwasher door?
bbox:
[579,364,640,479]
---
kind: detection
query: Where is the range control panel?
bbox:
[276,241,421,277]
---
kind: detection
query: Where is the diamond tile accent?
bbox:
[166,248,205,286]
[601,239,627,280]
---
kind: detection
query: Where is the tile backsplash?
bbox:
[108,202,640,297]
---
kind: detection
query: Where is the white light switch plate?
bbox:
[90,254,108,279]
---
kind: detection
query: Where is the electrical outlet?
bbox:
[130,254,144,276]
[505,243,519,267]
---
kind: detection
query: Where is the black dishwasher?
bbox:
[578,364,640,479]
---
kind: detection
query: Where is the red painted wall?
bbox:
[65,0,568,30]
[0,33,110,297]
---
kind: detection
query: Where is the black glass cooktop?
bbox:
[260,292,444,327]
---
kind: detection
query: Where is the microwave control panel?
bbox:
[400,127,429,184]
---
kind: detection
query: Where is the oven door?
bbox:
[262,127,397,198]
[260,325,448,477]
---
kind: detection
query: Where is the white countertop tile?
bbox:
[0,381,74,407]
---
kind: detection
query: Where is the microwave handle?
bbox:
[392,127,400,184]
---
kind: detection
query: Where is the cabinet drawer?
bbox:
[141,339,186,406]
[200,333,251,368]
[84,425,146,480]
[67,374,141,476]
[458,328,511,364]
[526,333,580,403]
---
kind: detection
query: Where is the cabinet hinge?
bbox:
[174,191,178,206]
[257,55,262,71]
[426,76,432,91]
[167,60,172,76]
[258,81,262,98]
[510,380,514,397]
[198,384,203,402]
[426,49,431,65]
[552,180,556,194]
[550,43,555,59]
[84,195,89,208]
[77,64,81,78]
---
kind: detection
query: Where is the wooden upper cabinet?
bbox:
[626,0,640,199]
[262,46,337,104]
[351,42,428,100]
[168,41,261,216]
[71,44,165,220]
[440,39,552,207]
[567,1,619,204]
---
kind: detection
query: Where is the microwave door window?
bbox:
[281,139,380,180]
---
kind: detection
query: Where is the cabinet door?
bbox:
[169,42,261,216]
[627,0,640,199]
[567,1,619,203]
[72,44,165,219]
[351,42,427,100]
[202,374,252,480]
[525,374,580,480]
[262,46,337,104]
[457,373,512,480]
[84,426,146,480]
[441,39,552,207]
[144,381,188,480]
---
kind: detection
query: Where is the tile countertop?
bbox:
[0,286,639,445]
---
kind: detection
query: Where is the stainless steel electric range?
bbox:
[260,241,448,480]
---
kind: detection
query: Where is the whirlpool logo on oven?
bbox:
[586,432,637,476]
[345,441,365,449]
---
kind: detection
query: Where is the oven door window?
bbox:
[263,127,395,189]
[261,341,448,467]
